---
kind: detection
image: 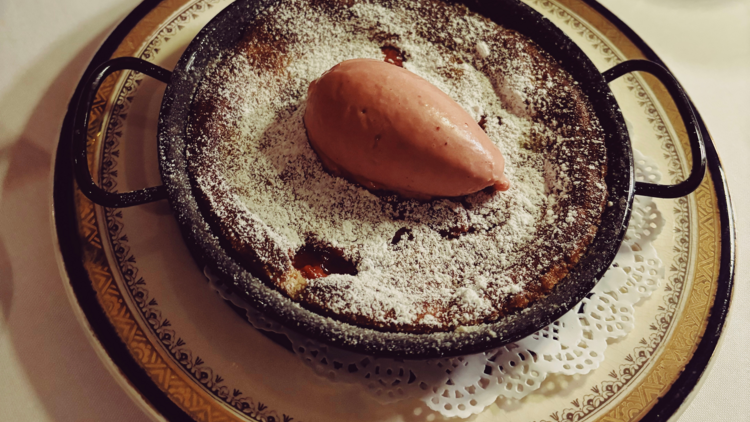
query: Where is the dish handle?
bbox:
[73,57,172,208]
[603,59,706,198]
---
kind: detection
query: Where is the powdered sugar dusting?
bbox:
[188,0,607,332]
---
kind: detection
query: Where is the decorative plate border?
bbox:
[95,3,291,417]
[52,0,733,421]
[574,2,734,420]
[64,0,261,420]
[524,2,705,420]
[93,2,293,421]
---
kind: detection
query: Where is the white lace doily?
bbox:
[207,149,665,419]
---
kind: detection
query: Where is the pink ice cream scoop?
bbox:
[303,58,510,200]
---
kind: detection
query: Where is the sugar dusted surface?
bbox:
[187,0,607,332]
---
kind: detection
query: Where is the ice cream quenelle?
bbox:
[304,58,510,200]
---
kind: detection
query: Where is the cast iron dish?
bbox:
[72,0,706,358]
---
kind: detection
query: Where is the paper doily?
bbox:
[207,149,665,419]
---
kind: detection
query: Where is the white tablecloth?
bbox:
[0,0,747,420]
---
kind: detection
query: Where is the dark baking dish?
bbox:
[72,0,706,358]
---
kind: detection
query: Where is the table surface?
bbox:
[0,0,748,420]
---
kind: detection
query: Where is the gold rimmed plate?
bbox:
[53,0,734,420]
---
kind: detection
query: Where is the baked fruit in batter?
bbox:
[186,0,607,333]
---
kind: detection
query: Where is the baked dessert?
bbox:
[187,0,607,333]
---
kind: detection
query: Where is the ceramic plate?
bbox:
[54,0,735,421]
